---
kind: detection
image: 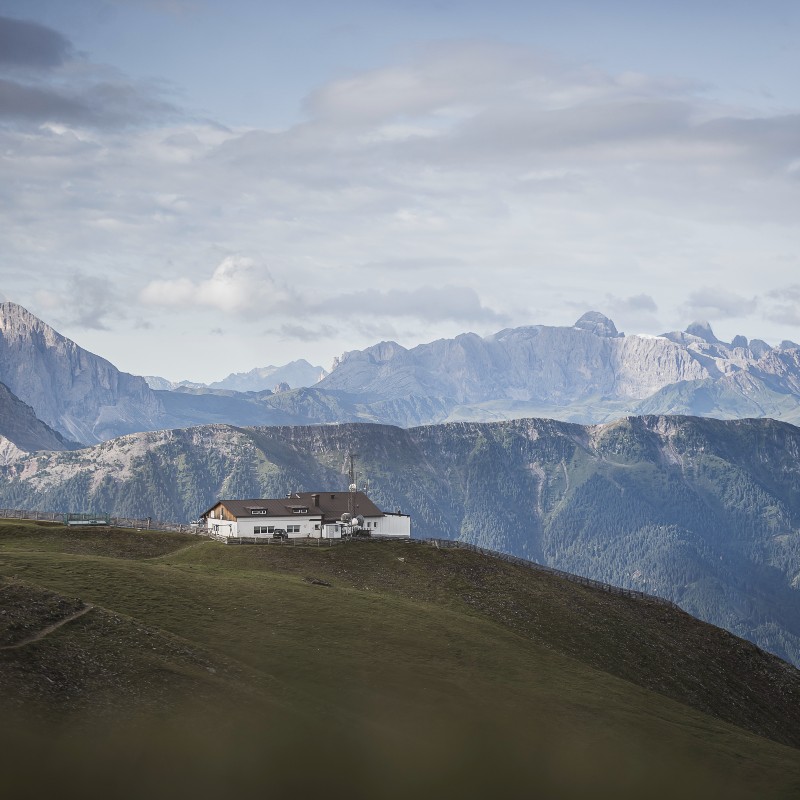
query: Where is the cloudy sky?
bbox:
[1,0,799,382]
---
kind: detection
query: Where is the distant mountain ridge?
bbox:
[318,311,800,424]
[145,359,326,393]
[209,359,326,392]
[5,301,800,444]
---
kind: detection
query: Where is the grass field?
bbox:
[2,520,800,799]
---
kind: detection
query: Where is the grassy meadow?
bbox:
[1,519,800,799]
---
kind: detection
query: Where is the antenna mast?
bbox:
[348,452,358,519]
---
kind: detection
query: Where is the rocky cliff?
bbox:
[0,303,164,443]
[319,312,800,424]
[0,382,79,462]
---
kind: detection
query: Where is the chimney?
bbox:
[311,493,320,507]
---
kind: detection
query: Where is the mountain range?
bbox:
[4,302,800,445]
[2,414,800,670]
[145,359,326,393]
[4,300,800,670]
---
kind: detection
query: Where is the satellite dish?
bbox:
[340,512,352,523]
[349,483,357,492]
[354,514,364,527]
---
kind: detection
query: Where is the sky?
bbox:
[1,0,799,382]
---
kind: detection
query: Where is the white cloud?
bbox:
[3,37,800,376]
[140,256,294,314]
[682,288,758,320]
[314,285,506,325]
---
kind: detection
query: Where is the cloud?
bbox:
[279,323,339,342]
[0,15,72,69]
[316,285,507,325]
[0,76,178,128]
[682,288,758,320]
[304,41,540,126]
[4,37,800,374]
[0,78,90,123]
[34,273,122,330]
[0,17,176,128]
[606,294,658,314]
[140,256,296,314]
[141,258,504,328]
[763,285,800,326]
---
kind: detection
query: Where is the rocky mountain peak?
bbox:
[0,302,163,443]
[573,311,620,338]
[0,301,41,328]
[685,320,719,343]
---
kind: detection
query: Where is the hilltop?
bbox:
[1,521,799,799]
[3,414,800,670]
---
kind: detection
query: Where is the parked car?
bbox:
[272,529,288,540]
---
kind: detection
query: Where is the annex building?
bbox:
[201,491,411,539]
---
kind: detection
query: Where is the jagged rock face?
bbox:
[318,312,800,425]
[209,359,326,392]
[5,303,800,439]
[573,311,620,337]
[0,303,164,444]
[0,383,79,457]
[685,320,719,343]
[3,415,800,670]
[321,320,715,404]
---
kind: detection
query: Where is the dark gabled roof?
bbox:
[202,491,384,522]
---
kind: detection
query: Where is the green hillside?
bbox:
[2,520,800,799]
[5,414,800,670]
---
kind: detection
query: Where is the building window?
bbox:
[287,525,300,534]
[292,507,308,514]
[250,509,268,515]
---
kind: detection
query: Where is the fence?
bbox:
[0,508,197,534]
[0,507,679,609]
[417,538,681,609]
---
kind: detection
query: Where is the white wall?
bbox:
[207,519,237,537]
[372,514,411,537]
[235,515,323,537]
[206,511,411,538]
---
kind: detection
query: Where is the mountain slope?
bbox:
[1,522,800,799]
[0,302,164,443]
[0,382,80,459]
[2,415,800,668]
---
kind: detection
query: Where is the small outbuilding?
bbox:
[200,491,411,539]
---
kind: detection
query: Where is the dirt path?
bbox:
[0,605,94,651]
[149,541,207,560]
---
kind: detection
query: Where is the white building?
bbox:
[200,491,411,539]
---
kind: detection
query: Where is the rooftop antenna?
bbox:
[348,452,358,519]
